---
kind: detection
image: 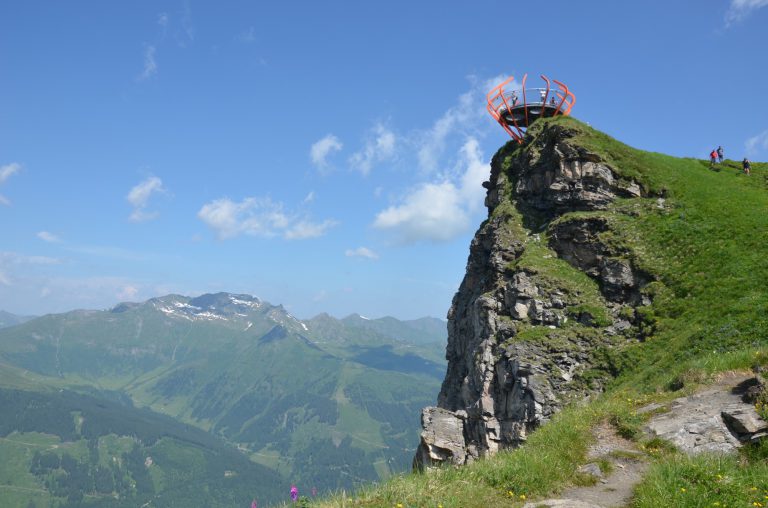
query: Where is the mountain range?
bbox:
[0,294,446,507]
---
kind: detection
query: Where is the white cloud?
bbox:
[457,137,491,210]
[0,162,21,184]
[37,231,61,243]
[158,12,168,27]
[310,134,343,170]
[117,285,139,300]
[303,191,316,204]
[345,247,379,260]
[197,197,336,240]
[373,137,489,244]
[415,75,506,174]
[349,123,396,175]
[373,181,469,244]
[138,45,157,81]
[725,0,768,25]
[0,162,21,206]
[285,219,338,240]
[0,271,9,286]
[127,176,165,222]
[745,129,768,156]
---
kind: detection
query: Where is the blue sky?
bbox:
[2,1,768,319]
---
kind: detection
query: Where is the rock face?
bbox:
[414,121,651,469]
[644,375,768,454]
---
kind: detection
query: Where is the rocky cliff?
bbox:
[414,118,658,468]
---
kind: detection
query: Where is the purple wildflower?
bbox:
[290,485,298,502]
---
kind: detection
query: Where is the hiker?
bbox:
[510,90,518,106]
[710,149,718,168]
[743,158,751,175]
[717,146,724,163]
[540,89,547,103]
[550,96,557,107]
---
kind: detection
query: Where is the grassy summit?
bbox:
[312,117,768,507]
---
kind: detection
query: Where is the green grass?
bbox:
[632,451,768,508]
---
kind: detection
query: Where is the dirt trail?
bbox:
[524,422,647,508]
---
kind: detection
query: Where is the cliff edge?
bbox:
[414,117,656,468]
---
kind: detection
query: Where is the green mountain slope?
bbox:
[313,116,768,507]
[0,386,286,507]
[0,310,35,329]
[0,294,446,505]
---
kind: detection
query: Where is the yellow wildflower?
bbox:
[519,494,526,500]
[681,488,686,493]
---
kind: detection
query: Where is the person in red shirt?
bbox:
[710,149,718,169]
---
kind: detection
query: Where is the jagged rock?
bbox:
[578,462,604,479]
[721,405,768,436]
[413,407,468,467]
[742,376,766,404]
[415,121,649,470]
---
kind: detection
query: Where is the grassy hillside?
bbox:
[310,117,768,507]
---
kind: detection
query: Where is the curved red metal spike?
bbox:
[540,74,552,117]
[520,74,529,128]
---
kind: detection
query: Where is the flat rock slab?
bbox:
[644,374,764,454]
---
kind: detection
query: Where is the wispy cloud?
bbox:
[0,252,61,266]
[0,251,61,285]
[310,134,343,171]
[37,231,61,243]
[238,26,256,43]
[349,123,396,176]
[177,1,195,46]
[725,0,768,26]
[345,247,379,260]
[64,244,147,261]
[127,176,166,222]
[138,45,158,81]
[373,137,488,244]
[285,219,338,240]
[0,162,21,206]
[197,197,337,240]
[416,75,506,174]
[745,129,768,156]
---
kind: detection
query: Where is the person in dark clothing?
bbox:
[717,146,724,163]
[743,158,751,175]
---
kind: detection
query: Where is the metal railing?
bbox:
[486,74,576,143]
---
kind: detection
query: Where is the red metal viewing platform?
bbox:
[486,74,576,143]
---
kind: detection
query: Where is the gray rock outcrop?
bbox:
[644,375,768,454]
[414,121,651,468]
